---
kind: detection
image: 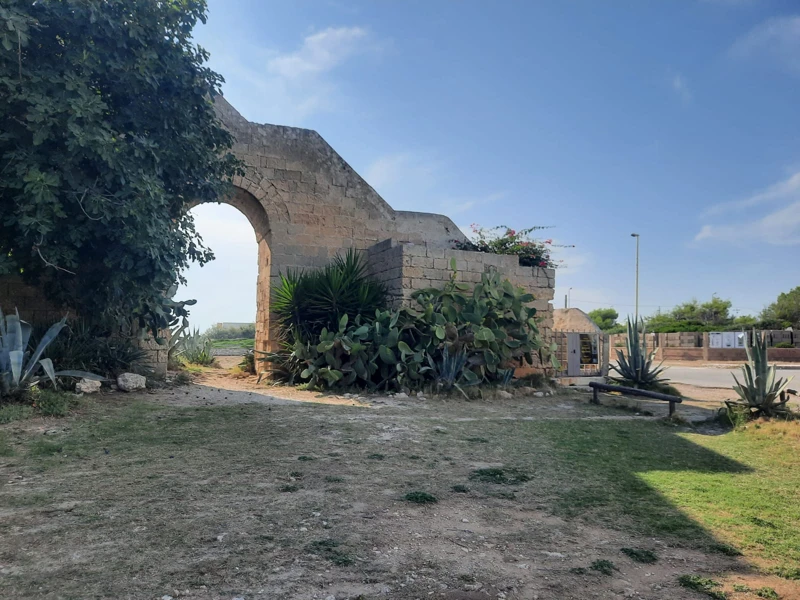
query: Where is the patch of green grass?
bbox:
[404,491,437,504]
[621,547,657,564]
[733,584,750,593]
[529,419,800,567]
[279,484,300,493]
[464,436,489,443]
[469,467,531,485]
[769,566,800,580]
[678,575,727,599]
[306,539,355,566]
[29,439,64,456]
[452,484,469,493]
[367,453,385,460]
[0,403,34,424]
[297,455,315,461]
[755,588,780,599]
[289,471,303,478]
[210,338,254,349]
[709,542,742,556]
[407,454,421,460]
[590,559,617,576]
[0,433,13,457]
[569,567,588,575]
[324,475,344,483]
[34,390,72,417]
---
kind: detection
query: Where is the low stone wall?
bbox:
[366,239,555,336]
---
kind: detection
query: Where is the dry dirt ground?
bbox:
[0,364,796,600]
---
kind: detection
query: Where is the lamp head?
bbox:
[631,233,639,237]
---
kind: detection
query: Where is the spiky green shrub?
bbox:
[610,318,668,388]
[260,261,557,391]
[271,249,387,342]
[728,330,794,419]
[0,307,102,402]
[180,328,214,366]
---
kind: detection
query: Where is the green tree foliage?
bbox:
[0,0,239,335]
[588,308,619,331]
[760,287,800,329]
[644,295,756,332]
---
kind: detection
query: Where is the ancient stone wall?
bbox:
[366,239,555,336]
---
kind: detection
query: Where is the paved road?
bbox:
[666,366,800,388]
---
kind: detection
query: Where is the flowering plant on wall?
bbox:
[452,225,572,268]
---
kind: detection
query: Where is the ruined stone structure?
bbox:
[1,98,555,374]
[207,98,555,354]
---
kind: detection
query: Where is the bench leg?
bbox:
[592,387,599,405]
[669,401,675,417]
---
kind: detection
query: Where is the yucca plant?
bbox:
[728,330,794,418]
[0,307,102,401]
[610,317,668,388]
[271,249,387,342]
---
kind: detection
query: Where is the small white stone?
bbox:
[395,392,408,399]
[461,518,469,523]
[533,391,545,398]
[76,378,102,394]
[498,390,513,399]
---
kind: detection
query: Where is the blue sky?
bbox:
[180,0,800,331]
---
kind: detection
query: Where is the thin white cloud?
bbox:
[696,200,800,246]
[206,26,375,125]
[730,15,800,75]
[705,170,800,215]
[268,27,368,79]
[671,73,692,104]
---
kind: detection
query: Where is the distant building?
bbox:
[552,308,601,333]
[214,322,255,330]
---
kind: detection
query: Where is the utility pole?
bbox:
[568,287,573,309]
[631,233,640,323]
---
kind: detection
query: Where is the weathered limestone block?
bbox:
[117,373,146,392]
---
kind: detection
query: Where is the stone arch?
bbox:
[208,96,467,353]
[188,186,274,353]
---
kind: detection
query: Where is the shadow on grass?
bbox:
[533,420,752,542]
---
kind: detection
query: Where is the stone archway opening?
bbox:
[186,186,273,353]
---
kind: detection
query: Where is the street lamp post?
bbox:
[631,233,640,323]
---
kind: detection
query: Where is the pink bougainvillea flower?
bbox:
[544,239,552,244]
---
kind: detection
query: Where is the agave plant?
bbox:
[167,322,188,363]
[729,330,794,418]
[0,307,103,399]
[610,317,668,388]
[180,328,214,366]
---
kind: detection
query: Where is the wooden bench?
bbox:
[588,381,683,416]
